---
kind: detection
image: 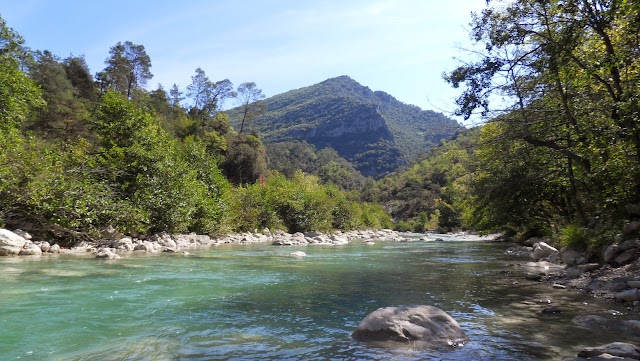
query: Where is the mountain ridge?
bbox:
[228,75,460,178]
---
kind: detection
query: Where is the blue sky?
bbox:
[1,0,486,124]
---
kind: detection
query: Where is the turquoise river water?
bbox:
[1,235,639,360]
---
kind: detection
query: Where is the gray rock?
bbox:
[628,281,640,289]
[577,342,640,359]
[562,250,586,266]
[578,263,601,272]
[615,248,639,266]
[574,315,640,337]
[604,245,622,264]
[114,237,134,251]
[623,221,640,237]
[620,239,640,251]
[143,241,157,252]
[525,273,543,281]
[542,306,562,314]
[19,242,43,256]
[0,229,28,256]
[96,248,120,259]
[352,305,467,348]
[565,268,585,278]
[531,242,558,260]
[48,244,61,253]
[13,229,32,240]
[606,278,631,292]
[615,289,640,302]
[587,279,609,292]
[37,241,50,253]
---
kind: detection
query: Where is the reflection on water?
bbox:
[1,237,638,360]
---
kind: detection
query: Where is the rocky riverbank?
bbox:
[505,223,640,309]
[0,228,406,259]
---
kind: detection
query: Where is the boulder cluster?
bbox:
[0,228,403,259]
[0,229,61,256]
[506,223,640,306]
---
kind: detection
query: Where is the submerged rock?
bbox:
[577,342,640,360]
[352,305,467,348]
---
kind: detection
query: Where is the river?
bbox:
[1,235,638,360]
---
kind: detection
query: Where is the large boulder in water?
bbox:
[352,305,467,348]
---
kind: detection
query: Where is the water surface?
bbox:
[1,236,637,360]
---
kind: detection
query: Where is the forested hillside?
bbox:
[0,15,391,244]
[227,76,460,178]
[437,0,640,248]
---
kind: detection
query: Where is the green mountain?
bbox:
[227,76,460,178]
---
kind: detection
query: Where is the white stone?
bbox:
[531,242,558,260]
[0,229,27,256]
[19,243,43,256]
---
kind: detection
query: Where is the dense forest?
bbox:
[0,15,391,245]
[2,0,638,253]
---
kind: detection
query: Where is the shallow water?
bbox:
[1,236,638,360]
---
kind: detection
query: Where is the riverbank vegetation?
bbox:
[0,15,390,245]
[440,0,640,249]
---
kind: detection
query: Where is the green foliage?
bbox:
[27,50,90,139]
[222,133,268,185]
[558,225,589,250]
[91,91,229,234]
[228,171,391,233]
[366,129,479,231]
[266,141,365,191]
[0,16,44,131]
[101,41,153,98]
[444,0,640,238]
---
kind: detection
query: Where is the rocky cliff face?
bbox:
[227,76,459,178]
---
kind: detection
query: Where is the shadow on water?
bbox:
[1,239,638,360]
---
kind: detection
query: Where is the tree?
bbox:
[445,0,640,232]
[169,83,184,108]
[102,41,153,98]
[236,82,266,133]
[0,15,43,131]
[63,55,98,102]
[28,50,89,139]
[222,133,268,185]
[186,68,234,118]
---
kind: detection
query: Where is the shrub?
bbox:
[558,224,589,250]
